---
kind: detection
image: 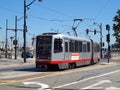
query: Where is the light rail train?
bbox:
[35,33,100,69]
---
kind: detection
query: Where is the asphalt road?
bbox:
[0,59,120,90]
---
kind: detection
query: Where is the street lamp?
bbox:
[23,0,42,63]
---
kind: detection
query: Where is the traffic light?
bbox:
[102,42,105,46]
[86,29,89,34]
[94,29,96,34]
[13,40,17,45]
[106,34,110,42]
[106,24,110,30]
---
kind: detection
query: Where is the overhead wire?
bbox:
[94,0,112,20]
[36,4,74,19]
[0,5,22,15]
[0,0,113,23]
[0,1,112,36]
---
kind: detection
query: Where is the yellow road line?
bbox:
[0,62,118,85]
[0,80,17,85]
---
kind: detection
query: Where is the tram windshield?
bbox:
[36,36,52,59]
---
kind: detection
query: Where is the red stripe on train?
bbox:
[36,58,99,64]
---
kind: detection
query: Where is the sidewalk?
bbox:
[0,57,35,67]
[99,58,120,65]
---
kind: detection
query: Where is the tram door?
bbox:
[82,42,87,64]
[64,39,69,60]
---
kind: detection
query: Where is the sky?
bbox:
[0,0,120,47]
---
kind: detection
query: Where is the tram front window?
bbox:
[36,36,52,59]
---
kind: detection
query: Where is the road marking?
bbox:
[0,80,17,85]
[106,86,120,89]
[0,71,45,79]
[23,82,50,90]
[53,70,120,89]
[82,80,111,89]
[0,62,118,85]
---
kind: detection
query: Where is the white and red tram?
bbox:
[36,33,100,69]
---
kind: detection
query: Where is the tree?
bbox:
[113,9,120,42]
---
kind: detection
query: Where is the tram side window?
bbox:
[75,41,79,52]
[69,40,73,52]
[54,39,63,53]
[65,42,68,52]
[79,41,82,52]
[69,40,76,52]
[83,44,87,52]
[87,42,90,52]
[69,40,82,52]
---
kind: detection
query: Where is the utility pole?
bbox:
[23,0,42,62]
[15,16,17,59]
[23,0,27,62]
[106,24,110,63]
[5,19,8,58]
[6,17,23,59]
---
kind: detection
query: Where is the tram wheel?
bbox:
[90,59,94,65]
[69,63,76,69]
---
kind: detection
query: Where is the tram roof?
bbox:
[37,33,91,42]
[53,34,91,42]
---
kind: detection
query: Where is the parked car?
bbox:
[21,52,33,58]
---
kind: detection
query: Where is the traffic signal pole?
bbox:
[100,23,103,59]
[106,24,110,63]
[87,23,103,59]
